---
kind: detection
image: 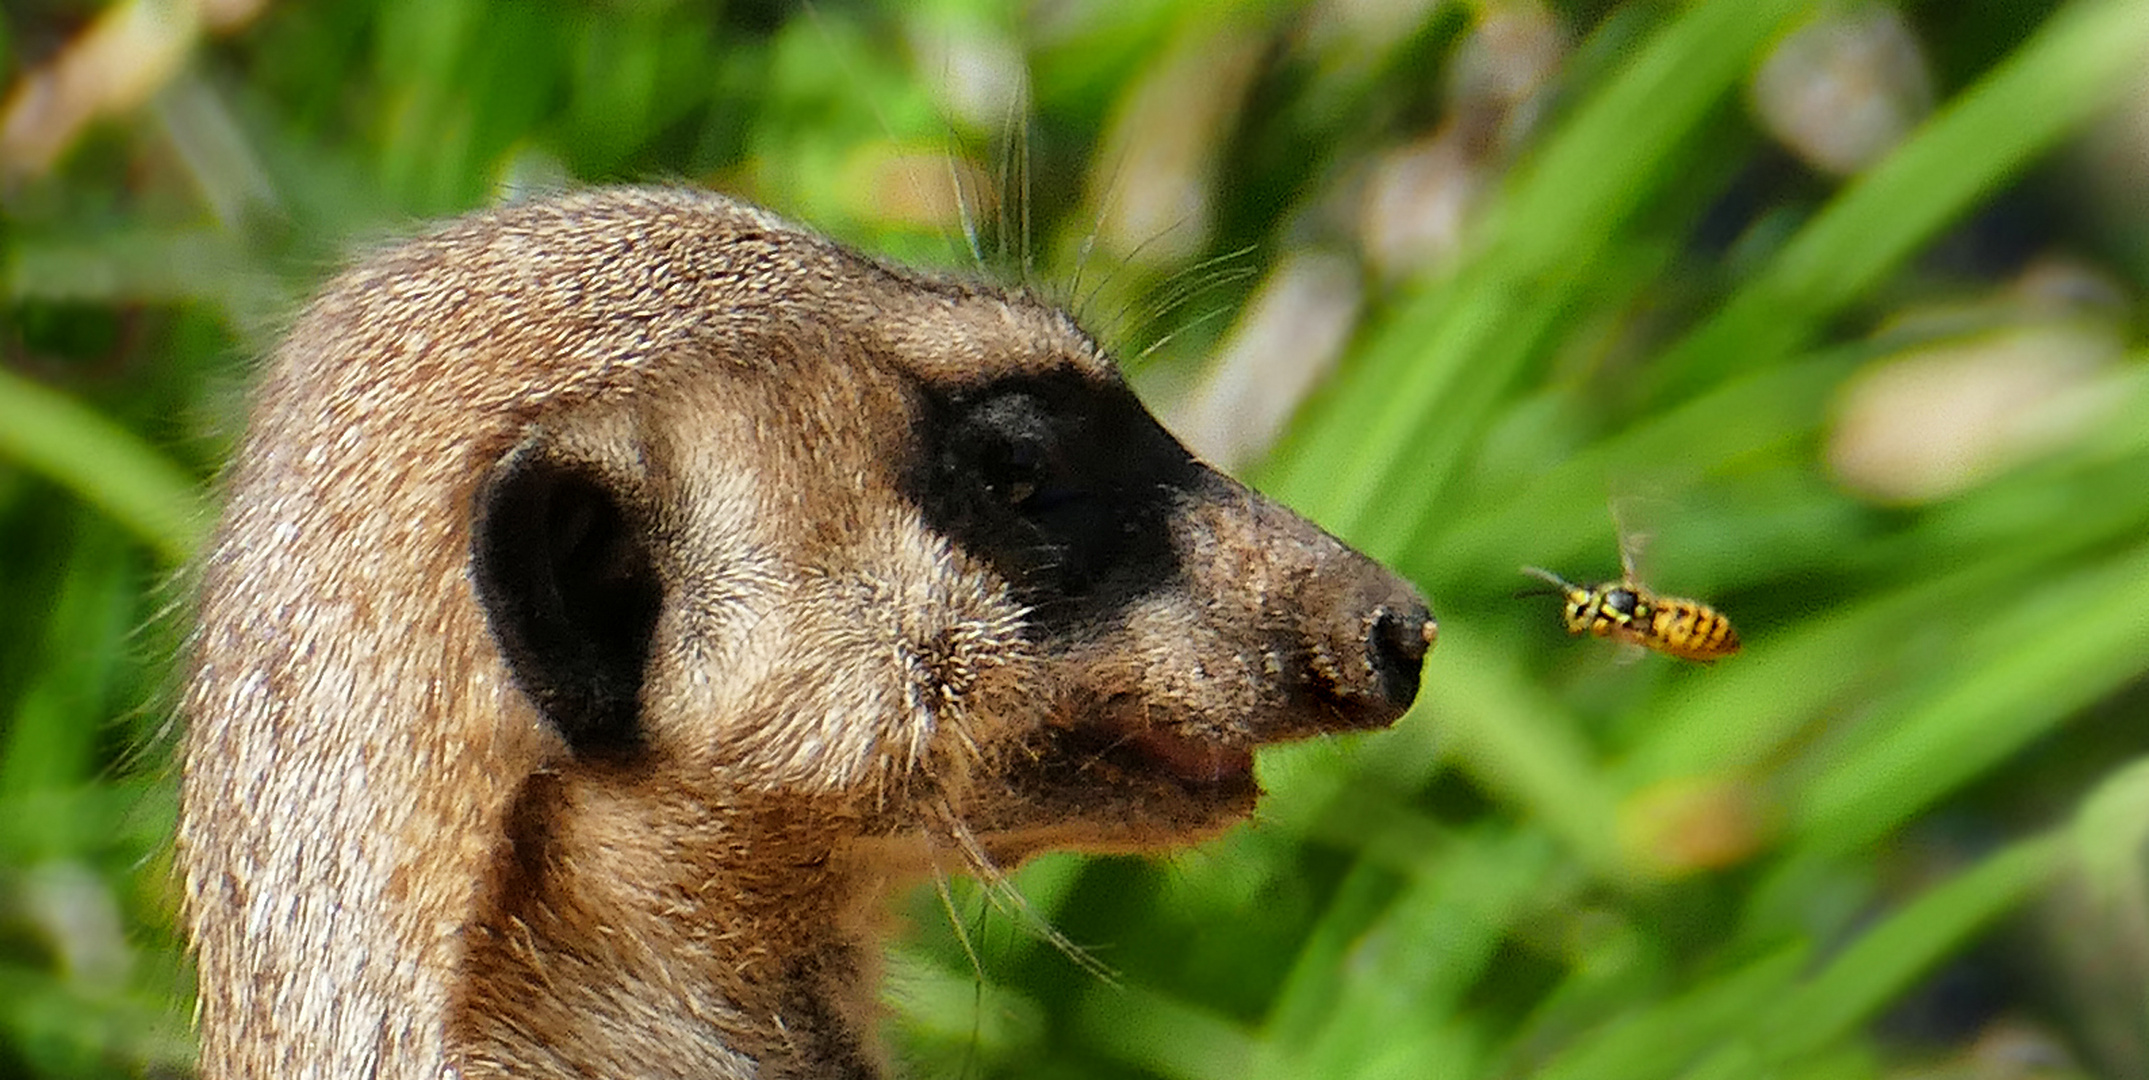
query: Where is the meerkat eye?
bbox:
[981,434,1046,508]
[960,392,1078,516]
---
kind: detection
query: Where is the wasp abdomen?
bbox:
[1644,596,1740,662]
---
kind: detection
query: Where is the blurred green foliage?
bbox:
[5,0,2149,1077]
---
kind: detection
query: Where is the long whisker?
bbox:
[934,799,1121,987]
[803,1,975,269]
[1068,146,1132,314]
[929,856,987,983]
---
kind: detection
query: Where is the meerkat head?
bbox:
[182,187,1430,1078]
[454,190,1430,853]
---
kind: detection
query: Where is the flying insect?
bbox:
[1522,513,1739,663]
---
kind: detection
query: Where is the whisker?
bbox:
[1136,302,1238,364]
[1068,146,1133,315]
[803,1,964,261]
[935,800,1120,986]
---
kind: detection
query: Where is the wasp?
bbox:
[1521,529,1739,663]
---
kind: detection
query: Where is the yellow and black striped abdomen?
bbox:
[1645,596,1740,662]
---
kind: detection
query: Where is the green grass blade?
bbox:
[1704,834,2064,1074]
[1076,980,1257,1080]
[1424,627,1625,877]
[1795,541,2149,853]
[0,367,205,564]
[1529,946,1811,1080]
[1264,830,1560,1080]
[1649,0,2149,396]
[1261,0,1815,548]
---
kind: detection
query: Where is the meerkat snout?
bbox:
[180,187,1433,1080]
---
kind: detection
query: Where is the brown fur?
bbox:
[180,187,1431,1078]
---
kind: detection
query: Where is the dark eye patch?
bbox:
[911,368,1195,630]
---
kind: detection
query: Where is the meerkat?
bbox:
[179,186,1433,1079]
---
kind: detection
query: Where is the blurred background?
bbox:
[5,0,2149,1076]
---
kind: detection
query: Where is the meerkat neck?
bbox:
[449,773,907,1078]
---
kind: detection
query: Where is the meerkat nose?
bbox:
[1366,600,1435,708]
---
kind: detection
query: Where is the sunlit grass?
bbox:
[3,0,2146,1077]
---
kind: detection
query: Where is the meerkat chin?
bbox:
[179,187,1433,1080]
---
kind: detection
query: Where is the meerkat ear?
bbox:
[470,445,662,756]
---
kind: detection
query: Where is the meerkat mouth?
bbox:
[1043,696,1263,796]
[1121,726,1256,787]
[1092,699,1374,792]
[1076,695,1312,794]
